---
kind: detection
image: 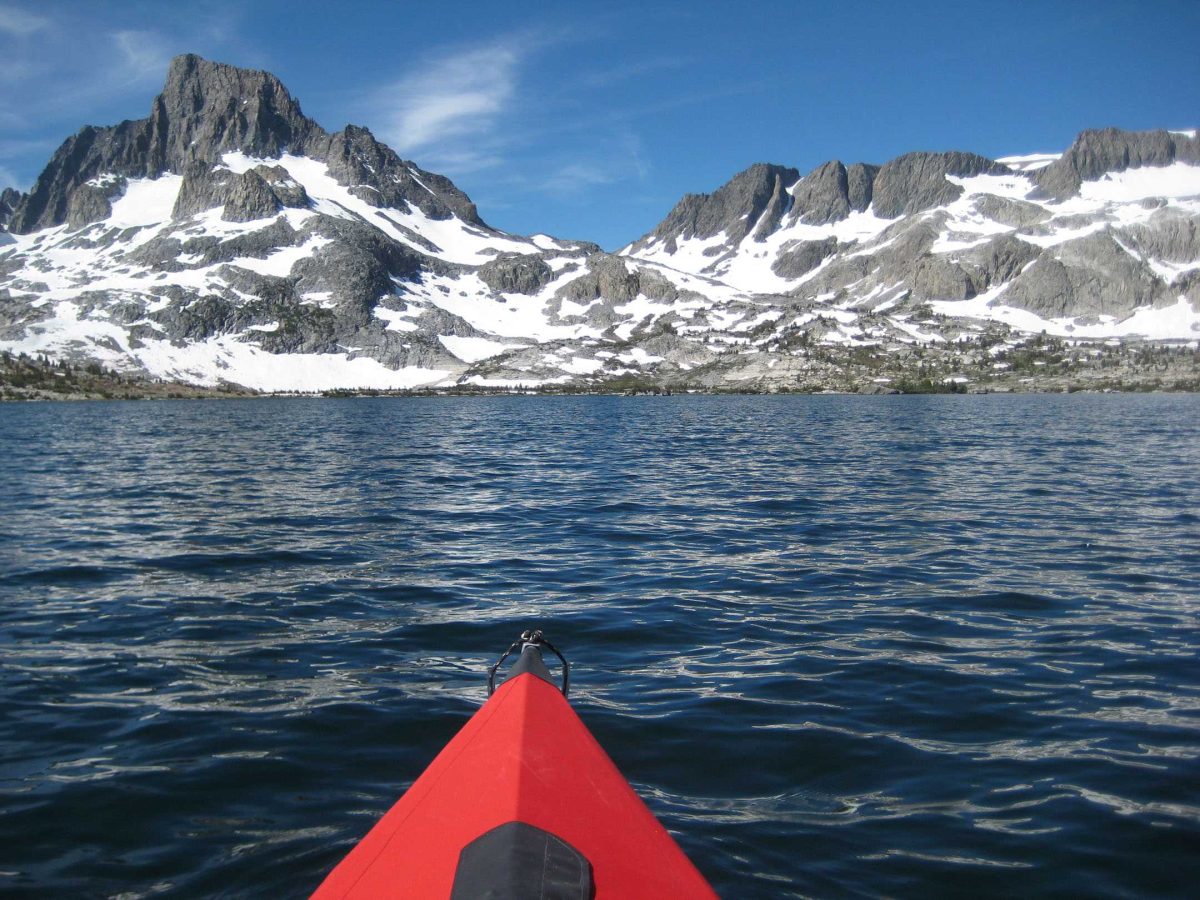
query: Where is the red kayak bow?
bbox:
[312,631,717,899]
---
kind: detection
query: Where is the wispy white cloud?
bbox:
[540,162,619,194]
[379,39,523,161]
[111,29,174,89]
[537,132,651,197]
[0,5,49,36]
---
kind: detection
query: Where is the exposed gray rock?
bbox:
[1123,213,1200,263]
[252,165,309,208]
[173,161,233,218]
[910,255,978,300]
[972,194,1049,227]
[876,216,943,263]
[789,161,878,225]
[151,54,320,167]
[1034,127,1200,199]
[789,161,850,225]
[222,169,280,222]
[318,125,484,226]
[793,252,873,298]
[1173,269,1200,308]
[961,234,1041,285]
[1001,230,1170,318]
[594,254,639,303]
[635,267,679,303]
[872,152,1010,218]
[635,163,800,248]
[772,237,838,278]
[0,188,23,229]
[169,159,307,223]
[66,178,125,230]
[846,163,877,214]
[478,253,553,294]
[556,254,645,305]
[292,216,427,320]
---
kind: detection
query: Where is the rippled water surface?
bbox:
[2,395,1198,898]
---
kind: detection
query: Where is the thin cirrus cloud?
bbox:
[110,30,175,90]
[369,30,664,201]
[376,39,524,173]
[0,4,50,37]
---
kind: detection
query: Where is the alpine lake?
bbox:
[1,394,1197,897]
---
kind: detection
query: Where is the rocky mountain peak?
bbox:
[318,125,485,226]
[8,54,326,234]
[788,160,879,225]
[150,54,323,168]
[871,151,1009,219]
[5,54,493,235]
[637,162,800,251]
[1034,127,1200,199]
[0,187,22,229]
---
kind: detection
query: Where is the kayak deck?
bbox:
[312,644,716,898]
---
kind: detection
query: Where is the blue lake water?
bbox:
[1,394,1198,898]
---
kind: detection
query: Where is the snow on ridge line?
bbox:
[1076,161,1200,203]
[996,152,1061,172]
[220,151,535,265]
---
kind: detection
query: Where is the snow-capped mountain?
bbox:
[622,132,1200,343]
[1,54,1198,393]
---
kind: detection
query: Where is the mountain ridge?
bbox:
[1,54,1198,395]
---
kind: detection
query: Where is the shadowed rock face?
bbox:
[788,161,879,225]
[643,163,800,249]
[8,55,320,233]
[1034,128,1200,199]
[0,188,23,229]
[66,178,126,229]
[7,54,487,234]
[772,237,838,278]
[1002,231,1171,318]
[871,152,1010,219]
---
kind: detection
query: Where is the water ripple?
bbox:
[1,394,1198,897]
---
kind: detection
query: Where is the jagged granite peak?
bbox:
[1034,127,1200,199]
[7,53,487,234]
[788,160,879,225]
[871,151,1010,219]
[639,163,800,249]
[152,54,320,165]
[9,55,322,233]
[0,188,23,229]
[319,125,485,226]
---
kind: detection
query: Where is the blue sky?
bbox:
[1,0,1198,249]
